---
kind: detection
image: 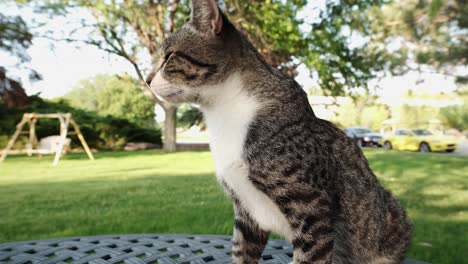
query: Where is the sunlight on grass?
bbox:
[365,150,467,263]
[0,149,466,264]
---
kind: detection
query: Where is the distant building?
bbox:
[308,96,351,120]
[308,94,463,120]
[377,97,463,108]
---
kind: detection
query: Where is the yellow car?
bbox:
[382,129,458,152]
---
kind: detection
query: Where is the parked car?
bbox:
[381,128,458,152]
[343,127,382,147]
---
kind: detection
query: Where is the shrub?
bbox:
[439,104,468,131]
[0,96,162,150]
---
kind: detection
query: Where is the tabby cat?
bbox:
[146,0,412,263]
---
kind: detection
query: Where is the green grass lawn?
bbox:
[0,149,466,263]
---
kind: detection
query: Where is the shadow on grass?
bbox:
[365,150,467,263]
[0,171,233,244]
[1,149,466,264]
[2,149,208,161]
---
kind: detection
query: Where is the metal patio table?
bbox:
[0,234,426,264]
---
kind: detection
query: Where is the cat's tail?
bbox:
[379,189,413,263]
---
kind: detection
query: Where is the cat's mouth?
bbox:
[162,90,184,98]
[154,88,185,101]
[147,72,187,103]
[151,87,187,104]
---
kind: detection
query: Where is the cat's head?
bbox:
[147,0,243,105]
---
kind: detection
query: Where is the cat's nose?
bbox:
[146,72,156,86]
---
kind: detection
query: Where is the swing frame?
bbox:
[0,113,94,166]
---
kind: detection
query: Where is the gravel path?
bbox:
[454,139,468,156]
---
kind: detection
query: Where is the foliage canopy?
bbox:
[0,13,32,62]
[365,0,468,83]
[64,74,156,128]
[24,0,391,95]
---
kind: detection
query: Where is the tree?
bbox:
[395,104,440,128]
[439,104,468,131]
[64,74,157,128]
[18,0,392,151]
[361,105,391,131]
[333,95,390,130]
[0,67,29,108]
[0,13,32,62]
[439,86,468,131]
[0,13,37,108]
[25,0,187,151]
[177,104,204,129]
[365,0,468,83]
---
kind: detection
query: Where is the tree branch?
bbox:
[169,0,181,33]
[106,28,164,105]
[35,35,120,56]
[408,65,467,79]
[78,7,164,105]
[148,0,165,41]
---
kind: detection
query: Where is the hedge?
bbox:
[0,96,162,150]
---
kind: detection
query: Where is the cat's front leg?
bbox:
[289,194,335,264]
[292,232,334,264]
[231,202,270,264]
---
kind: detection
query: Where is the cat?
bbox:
[146,0,413,263]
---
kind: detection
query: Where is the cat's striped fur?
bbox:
[147,0,412,263]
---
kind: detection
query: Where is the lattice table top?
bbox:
[0,234,426,264]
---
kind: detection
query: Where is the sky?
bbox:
[0,1,462,105]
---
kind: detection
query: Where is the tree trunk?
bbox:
[163,104,177,152]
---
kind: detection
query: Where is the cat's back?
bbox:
[244,76,412,260]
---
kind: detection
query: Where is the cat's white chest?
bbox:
[201,74,293,240]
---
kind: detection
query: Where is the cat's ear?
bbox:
[190,0,223,35]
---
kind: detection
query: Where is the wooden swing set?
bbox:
[0,113,94,166]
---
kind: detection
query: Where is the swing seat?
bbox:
[27,136,71,155]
